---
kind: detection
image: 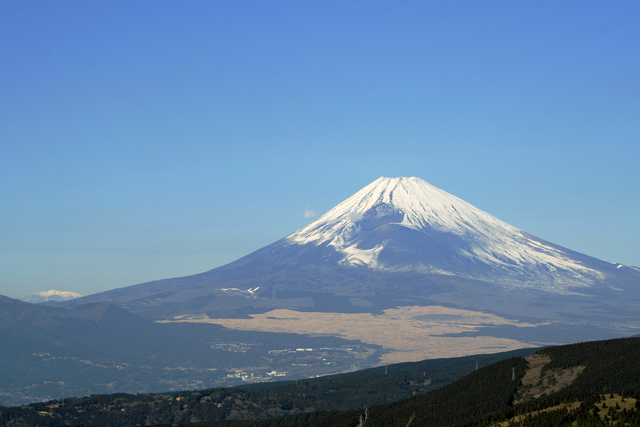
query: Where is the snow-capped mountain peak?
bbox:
[286,176,604,292]
[20,289,82,304]
[289,177,511,244]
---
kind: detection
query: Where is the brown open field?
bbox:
[162,305,540,364]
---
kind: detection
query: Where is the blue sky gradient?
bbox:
[2,1,639,298]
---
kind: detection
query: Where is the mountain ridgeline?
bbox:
[59,177,640,346]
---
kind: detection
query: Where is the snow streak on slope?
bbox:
[286,177,604,292]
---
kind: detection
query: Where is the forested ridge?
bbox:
[3,338,640,427]
[165,337,640,427]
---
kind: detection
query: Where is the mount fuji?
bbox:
[285,177,613,292]
[63,177,640,360]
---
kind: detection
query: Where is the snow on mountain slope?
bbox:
[285,177,605,292]
[20,289,82,303]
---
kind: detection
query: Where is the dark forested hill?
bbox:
[4,337,640,427]
[292,337,640,427]
[164,337,640,427]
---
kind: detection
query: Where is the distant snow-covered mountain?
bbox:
[284,176,608,292]
[20,289,82,304]
[60,177,640,340]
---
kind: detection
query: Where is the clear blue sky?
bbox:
[1,1,639,298]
